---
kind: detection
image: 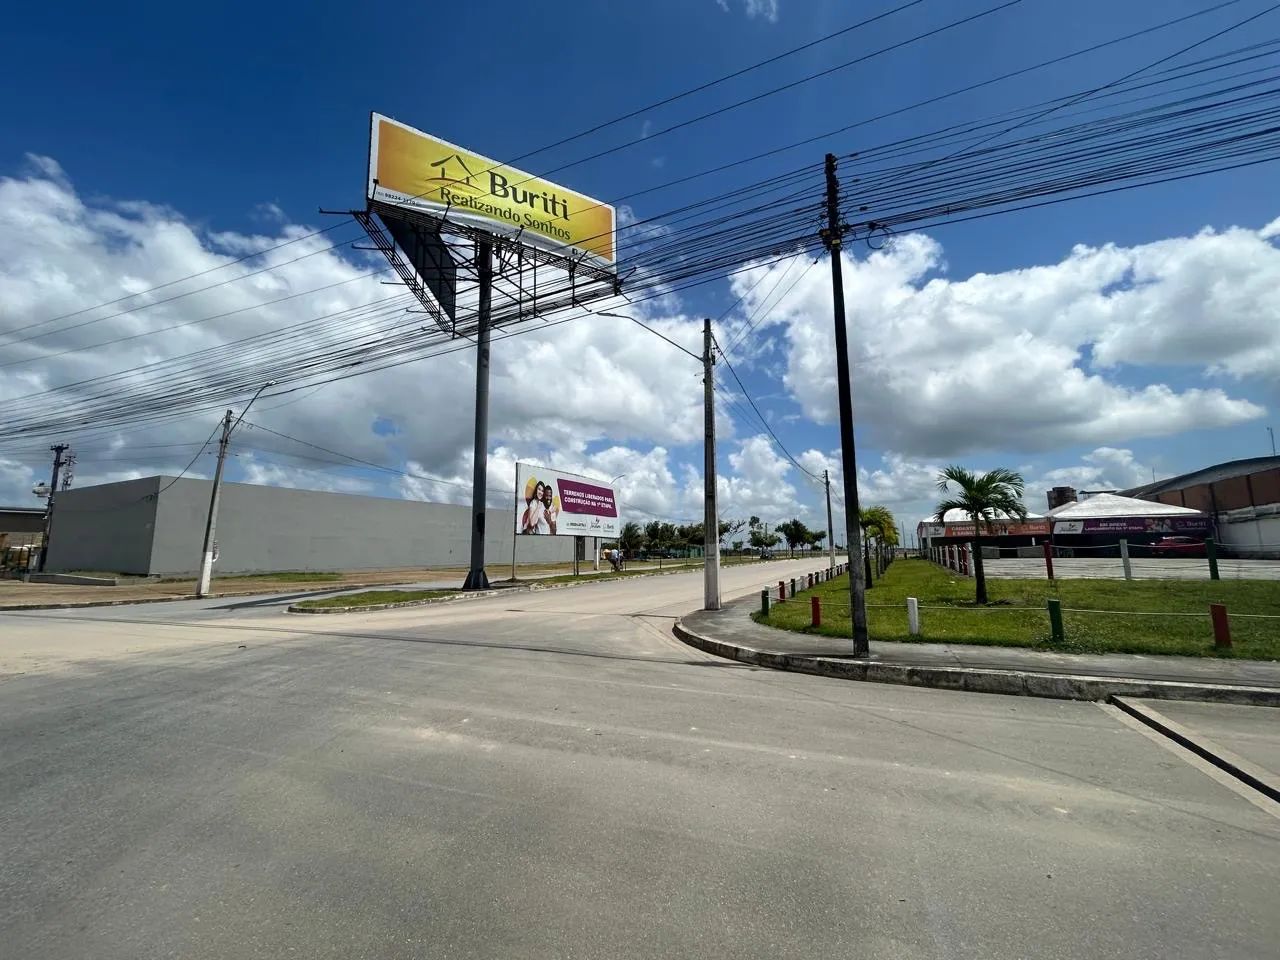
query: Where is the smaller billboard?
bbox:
[516,463,620,539]
[1053,517,1209,535]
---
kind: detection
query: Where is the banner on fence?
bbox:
[1053,516,1209,534]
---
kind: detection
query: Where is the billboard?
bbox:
[368,113,616,269]
[515,464,620,539]
[1053,517,1209,535]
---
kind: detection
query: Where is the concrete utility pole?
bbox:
[822,153,869,656]
[197,410,234,598]
[702,318,721,610]
[37,443,70,572]
[463,238,494,591]
[824,469,835,571]
[196,381,275,598]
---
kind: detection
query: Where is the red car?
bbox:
[1147,536,1207,557]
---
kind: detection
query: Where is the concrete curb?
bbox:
[1109,696,1280,800]
[671,619,1280,707]
[279,559,802,614]
[287,589,505,614]
[0,579,409,613]
[1,558,804,615]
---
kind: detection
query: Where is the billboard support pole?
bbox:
[703,318,721,611]
[822,153,869,656]
[462,238,494,591]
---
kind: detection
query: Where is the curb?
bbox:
[671,619,1280,707]
[1,558,806,615]
[280,559,804,613]
[1109,696,1280,801]
[0,579,412,612]
[287,589,505,614]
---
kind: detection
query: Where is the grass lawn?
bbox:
[292,589,452,610]
[756,559,1280,659]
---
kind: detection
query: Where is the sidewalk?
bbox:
[675,596,1280,706]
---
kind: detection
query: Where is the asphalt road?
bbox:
[2,558,1277,959]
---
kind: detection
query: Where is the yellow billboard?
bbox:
[367,113,616,268]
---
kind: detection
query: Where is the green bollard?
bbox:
[760,589,770,616]
[1206,537,1220,581]
[1047,598,1064,643]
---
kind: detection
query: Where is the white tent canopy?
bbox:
[1045,492,1202,520]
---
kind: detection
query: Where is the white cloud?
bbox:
[716,0,779,20]
[1030,446,1153,496]
[0,160,713,508]
[753,227,1272,457]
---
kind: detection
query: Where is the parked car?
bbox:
[1146,536,1206,557]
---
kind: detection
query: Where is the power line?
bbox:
[712,337,820,481]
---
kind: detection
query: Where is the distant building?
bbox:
[917,508,1050,557]
[44,476,574,576]
[1,506,45,568]
[1045,486,1077,511]
[1121,456,1280,558]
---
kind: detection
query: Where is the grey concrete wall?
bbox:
[143,477,573,574]
[45,477,160,575]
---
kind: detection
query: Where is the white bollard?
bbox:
[907,596,920,635]
[1119,539,1132,580]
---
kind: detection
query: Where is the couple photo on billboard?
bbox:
[520,476,560,535]
[514,463,621,539]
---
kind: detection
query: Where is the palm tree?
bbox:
[859,505,897,584]
[618,522,644,556]
[935,466,1027,604]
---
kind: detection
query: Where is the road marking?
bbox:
[1097,702,1280,819]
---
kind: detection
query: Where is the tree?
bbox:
[748,526,781,553]
[618,522,644,555]
[776,518,814,558]
[935,465,1027,604]
[722,518,747,543]
[858,506,896,585]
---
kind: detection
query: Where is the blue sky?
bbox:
[2,0,1278,531]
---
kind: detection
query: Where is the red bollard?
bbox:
[811,595,821,628]
[778,580,786,601]
[1043,541,1055,582]
[1210,603,1231,648]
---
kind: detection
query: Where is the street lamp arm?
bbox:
[230,379,278,436]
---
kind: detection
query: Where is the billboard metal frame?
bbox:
[344,118,625,591]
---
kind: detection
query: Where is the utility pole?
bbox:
[824,469,835,571]
[821,153,869,655]
[37,443,70,572]
[197,411,234,598]
[463,238,494,590]
[702,318,721,610]
[196,381,275,598]
[1269,426,1276,457]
